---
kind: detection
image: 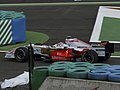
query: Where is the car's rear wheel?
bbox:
[15,47,28,62]
[81,50,98,63]
[99,53,111,61]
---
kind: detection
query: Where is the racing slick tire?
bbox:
[14,47,28,62]
[52,61,72,65]
[81,50,98,63]
[99,53,111,61]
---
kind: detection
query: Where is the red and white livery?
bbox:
[5,36,114,63]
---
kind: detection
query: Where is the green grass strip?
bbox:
[112,52,120,56]
[100,17,120,41]
[0,2,120,7]
[0,31,49,51]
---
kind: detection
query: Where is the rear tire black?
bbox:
[99,53,111,62]
[81,50,98,63]
[15,47,28,62]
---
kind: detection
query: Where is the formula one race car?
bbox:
[5,36,114,63]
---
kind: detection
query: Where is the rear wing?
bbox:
[91,41,114,53]
[101,41,114,53]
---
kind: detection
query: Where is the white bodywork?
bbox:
[65,38,105,56]
[5,37,106,59]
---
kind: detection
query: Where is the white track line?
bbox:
[111,56,120,58]
[0,50,8,53]
[0,2,120,7]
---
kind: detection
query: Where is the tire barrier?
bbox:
[92,65,120,72]
[92,63,110,69]
[32,61,120,89]
[48,66,67,77]
[108,67,120,73]
[108,73,120,82]
[87,64,96,70]
[32,66,48,90]
[88,70,111,81]
[69,63,95,70]
[50,64,68,68]
[71,62,91,65]
[33,66,49,71]
[108,65,120,68]
[52,61,73,65]
[52,61,72,68]
[50,63,71,70]
[102,65,120,73]
[67,68,90,79]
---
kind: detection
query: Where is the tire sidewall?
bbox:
[99,53,111,61]
[15,47,28,62]
[81,50,98,63]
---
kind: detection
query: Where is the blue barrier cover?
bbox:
[12,17,26,44]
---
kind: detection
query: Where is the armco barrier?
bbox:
[39,76,120,90]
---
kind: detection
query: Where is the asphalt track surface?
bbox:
[0,4,120,90]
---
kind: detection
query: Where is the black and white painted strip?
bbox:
[0,19,12,45]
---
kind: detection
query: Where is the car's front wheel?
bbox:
[14,47,28,62]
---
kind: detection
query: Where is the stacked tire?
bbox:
[48,61,95,79]
[48,61,71,77]
[49,62,120,83]
[32,61,120,88]
[105,65,120,82]
[88,63,110,81]
[88,64,120,82]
